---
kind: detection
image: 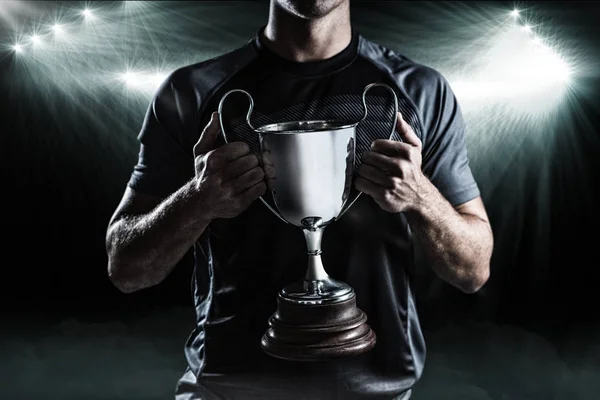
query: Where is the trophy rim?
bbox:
[255,119,358,135]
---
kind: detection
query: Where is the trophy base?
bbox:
[261,293,376,361]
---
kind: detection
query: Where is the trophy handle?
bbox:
[337,83,399,220]
[217,89,257,134]
[217,89,289,224]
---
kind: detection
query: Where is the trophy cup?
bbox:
[218,84,398,361]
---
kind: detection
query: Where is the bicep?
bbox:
[417,69,480,207]
[110,71,195,231]
[126,68,197,199]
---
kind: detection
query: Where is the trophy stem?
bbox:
[302,228,329,282]
[263,223,377,361]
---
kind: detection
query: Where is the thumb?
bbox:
[395,112,422,149]
[194,112,221,157]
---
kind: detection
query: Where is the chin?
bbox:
[277,0,346,19]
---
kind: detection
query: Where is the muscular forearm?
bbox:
[354,115,492,293]
[107,180,211,293]
[406,181,493,293]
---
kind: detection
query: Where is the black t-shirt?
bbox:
[128,28,479,398]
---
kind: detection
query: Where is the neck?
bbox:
[263,2,352,62]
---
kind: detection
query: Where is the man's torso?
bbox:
[128,27,479,398]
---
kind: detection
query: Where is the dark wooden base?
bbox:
[260,295,376,361]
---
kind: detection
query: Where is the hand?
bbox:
[261,137,278,191]
[193,112,266,219]
[355,112,430,213]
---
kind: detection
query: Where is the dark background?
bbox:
[0,1,599,399]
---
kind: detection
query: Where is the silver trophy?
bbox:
[218,84,398,361]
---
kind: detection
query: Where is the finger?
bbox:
[230,166,265,194]
[212,141,251,163]
[358,164,394,188]
[354,176,385,200]
[361,150,402,175]
[370,139,412,159]
[221,154,260,182]
[395,112,421,148]
[239,180,267,203]
[262,151,274,168]
[194,112,221,156]
[263,163,276,180]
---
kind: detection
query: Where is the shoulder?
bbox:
[153,41,259,117]
[358,36,451,95]
[171,41,258,87]
[358,36,457,136]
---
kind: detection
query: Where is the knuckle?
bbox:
[415,135,423,148]
[252,183,266,199]
[242,155,252,169]
[249,186,261,200]
[384,190,395,203]
[216,144,230,155]
[258,182,267,193]
[221,184,233,199]
[211,174,223,187]
[218,143,233,155]
[233,197,244,209]
[249,155,260,169]
[248,169,259,181]
[264,165,275,179]
[396,168,405,179]
[395,144,408,157]
[236,141,250,153]
[206,158,217,170]
[393,161,404,178]
[204,152,217,167]
[262,152,272,166]
[230,201,243,215]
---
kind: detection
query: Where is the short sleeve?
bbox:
[407,67,480,206]
[127,69,197,198]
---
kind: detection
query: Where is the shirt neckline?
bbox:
[252,26,359,77]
